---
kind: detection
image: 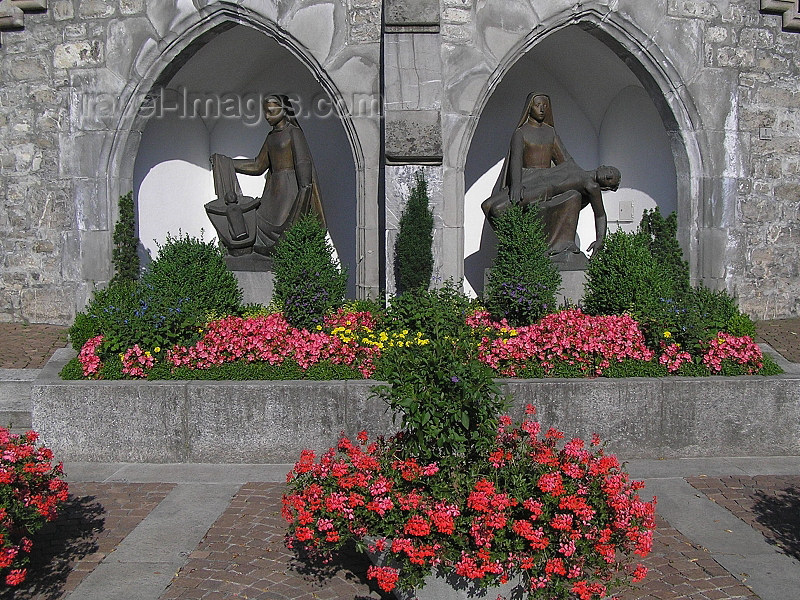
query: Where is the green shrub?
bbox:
[639,208,689,294]
[394,172,434,293]
[484,204,560,326]
[142,232,241,318]
[273,214,348,330]
[59,357,83,380]
[373,333,507,462]
[583,229,675,320]
[384,280,476,339]
[111,192,141,283]
[67,280,138,351]
[68,234,241,356]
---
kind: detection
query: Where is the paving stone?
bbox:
[688,475,800,562]
[0,482,174,600]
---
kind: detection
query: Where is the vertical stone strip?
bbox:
[382,0,444,294]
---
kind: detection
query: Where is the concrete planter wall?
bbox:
[31,351,800,463]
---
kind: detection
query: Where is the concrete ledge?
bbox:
[31,350,800,463]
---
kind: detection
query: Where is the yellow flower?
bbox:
[316,325,323,331]
[154,347,161,353]
[663,331,672,339]
[145,351,152,358]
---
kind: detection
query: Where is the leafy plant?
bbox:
[394,171,434,293]
[373,333,506,463]
[0,429,69,588]
[384,280,476,340]
[582,229,676,332]
[111,192,141,283]
[142,232,241,319]
[273,215,347,330]
[639,208,689,294]
[484,203,561,326]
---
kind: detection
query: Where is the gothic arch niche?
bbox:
[463,23,689,296]
[131,23,358,293]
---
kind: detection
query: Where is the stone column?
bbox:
[382,0,445,296]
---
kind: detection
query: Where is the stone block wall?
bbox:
[1,0,799,324]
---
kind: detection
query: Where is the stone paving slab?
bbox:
[756,318,800,363]
[0,323,68,369]
[0,482,175,600]
[687,475,800,562]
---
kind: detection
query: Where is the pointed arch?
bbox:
[97,3,374,295]
[459,6,705,281]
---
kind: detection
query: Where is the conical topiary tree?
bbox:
[394,171,434,294]
[111,192,140,283]
[273,214,348,330]
[484,203,561,326]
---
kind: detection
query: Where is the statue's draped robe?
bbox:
[483,93,585,256]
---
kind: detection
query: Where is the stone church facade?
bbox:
[1,0,799,325]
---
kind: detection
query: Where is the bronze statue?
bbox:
[482,93,620,267]
[206,95,326,257]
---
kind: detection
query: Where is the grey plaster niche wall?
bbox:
[134,25,358,294]
[463,25,677,296]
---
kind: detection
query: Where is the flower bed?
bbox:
[283,407,656,599]
[64,308,778,381]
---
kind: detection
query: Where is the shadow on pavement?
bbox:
[753,484,800,561]
[0,494,105,600]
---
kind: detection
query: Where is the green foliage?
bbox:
[142,359,359,381]
[676,287,756,352]
[598,359,669,378]
[69,234,241,356]
[758,354,783,376]
[484,204,561,326]
[111,192,141,283]
[143,232,241,318]
[59,357,84,380]
[372,334,507,463]
[639,208,689,294]
[67,280,138,352]
[583,229,675,320]
[273,214,348,330]
[394,171,434,293]
[384,280,477,339]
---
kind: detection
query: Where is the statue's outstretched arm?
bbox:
[585,181,607,256]
[233,136,271,175]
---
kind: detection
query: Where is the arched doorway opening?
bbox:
[463,23,690,296]
[132,23,358,293]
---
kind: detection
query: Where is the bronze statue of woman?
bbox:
[208,95,326,256]
[482,93,616,264]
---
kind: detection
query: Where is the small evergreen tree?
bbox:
[111,192,141,283]
[273,214,347,330]
[484,204,561,326]
[394,172,434,293]
[639,208,690,294]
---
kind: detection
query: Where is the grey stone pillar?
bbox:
[382,0,446,296]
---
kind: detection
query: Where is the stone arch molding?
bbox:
[77,1,380,301]
[454,2,707,281]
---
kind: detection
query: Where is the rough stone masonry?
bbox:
[0,0,799,324]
